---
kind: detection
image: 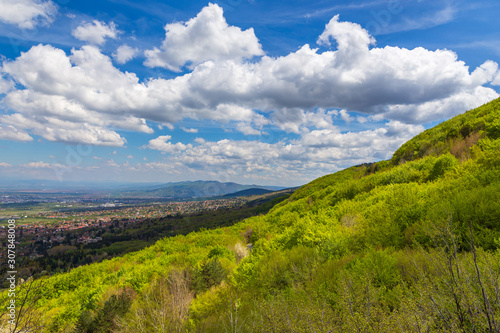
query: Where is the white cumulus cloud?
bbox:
[0,0,56,29]
[113,44,139,64]
[144,3,264,71]
[146,135,192,153]
[72,20,119,45]
[0,124,32,141]
[492,68,500,86]
[0,10,498,149]
[381,87,499,123]
[182,127,199,133]
[0,73,14,94]
[0,44,153,146]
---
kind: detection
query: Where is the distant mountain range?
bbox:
[115,181,286,199]
[0,179,287,199]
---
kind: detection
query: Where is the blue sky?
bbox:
[0,0,499,187]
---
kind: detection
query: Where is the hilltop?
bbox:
[2,98,500,332]
[221,187,274,198]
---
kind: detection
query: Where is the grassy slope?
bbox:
[3,98,500,332]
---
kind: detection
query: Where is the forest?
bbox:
[1,97,500,332]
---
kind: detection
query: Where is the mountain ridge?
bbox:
[117,180,286,199]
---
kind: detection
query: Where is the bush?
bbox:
[429,153,457,180]
[75,290,132,333]
[191,258,227,294]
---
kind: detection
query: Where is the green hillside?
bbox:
[2,98,500,332]
[221,188,274,198]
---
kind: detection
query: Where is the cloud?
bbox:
[144,3,264,71]
[1,112,126,146]
[1,44,179,127]
[378,5,457,35]
[1,44,152,145]
[72,20,119,45]
[22,161,52,168]
[105,159,119,167]
[0,73,14,94]
[492,68,500,86]
[0,162,11,167]
[140,120,423,185]
[113,44,139,64]
[146,135,192,153]
[303,1,387,20]
[300,121,423,148]
[471,60,498,85]
[236,122,262,135]
[0,11,498,148]
[182,127,199,133]
[381,86,499,123]
[318,14,375,64]
[182,41,497,120]
[0,0,56,29]
[272,108,334,134]
[339,109,352,123]
[384,120,425,137]
[0,124,33,141]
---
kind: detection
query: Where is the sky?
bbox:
[0,0,499,187]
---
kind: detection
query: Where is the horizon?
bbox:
[1,0,500,187]
[0,178,290,191]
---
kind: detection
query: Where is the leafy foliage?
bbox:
[75,290,132,333]
[392,97,500,164]
[191,258,227,294]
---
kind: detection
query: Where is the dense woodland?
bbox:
[2,98,500,332]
